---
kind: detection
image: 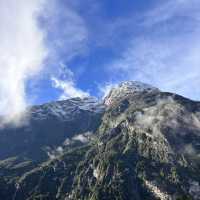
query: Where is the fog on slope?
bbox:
[0,0,47,126]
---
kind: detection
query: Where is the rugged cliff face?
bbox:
[0,82,200,200]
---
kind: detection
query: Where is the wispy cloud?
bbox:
[98,82,117,99]
[39,0,90,100]
[41,0,88,64]
[51,78,89,100]
[51,64,89,100]
[0,0,47,125]
[143,0,200,26]
[108,0,200,100]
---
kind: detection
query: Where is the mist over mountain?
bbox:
[0,81,200,200]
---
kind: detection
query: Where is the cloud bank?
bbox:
[0,0,89,125]
[0,0,47,125]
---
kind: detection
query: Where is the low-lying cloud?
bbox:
[0,0,89,126]
[0,0,47,125]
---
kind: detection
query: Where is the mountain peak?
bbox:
[104,81,159,105]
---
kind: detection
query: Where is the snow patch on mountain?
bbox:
[104,81,159,106]
[29,97,105,121]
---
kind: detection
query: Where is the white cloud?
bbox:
[51,64,89,100]
[72,134,89,143]
[0,0,90,126]
[41,0,88,64]
[51,77,89,100]
[41,1,90,101]
[109,0,200,100]
[0,0,47,125]
[98,82,117,99]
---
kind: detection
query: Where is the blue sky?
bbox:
[30,0,154,103]
[1,0,200,117]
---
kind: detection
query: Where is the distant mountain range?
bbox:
[0,81,199,200]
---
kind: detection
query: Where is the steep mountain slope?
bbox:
[0,97,105,161]
[0,81,200,200]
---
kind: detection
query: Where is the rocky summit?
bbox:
[0,81,200,200]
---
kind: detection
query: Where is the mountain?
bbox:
[0,97,105,161]
[0,81,200,200]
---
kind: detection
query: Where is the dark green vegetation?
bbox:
[0,83,200,199]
